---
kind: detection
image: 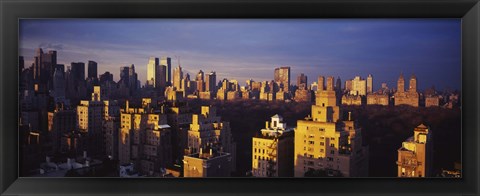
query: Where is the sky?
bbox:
[19,19,461,91]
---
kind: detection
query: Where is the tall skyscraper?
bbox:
[252,114,294,177]
[297,73,308,90]
[146,57,159,87]
[87,61,98,79]
[397,124,433,177]
[160,57,172,85]
[33,48,57,85]
[71,62,85,82]
[294,76,369,177]
[196,70,205,92]
[205,71,217,93]
[274,67,291,92]
[53,65,66,102]
[367,74,373,94]
[173,65,183,90]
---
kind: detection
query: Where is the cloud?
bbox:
[38,42,64,51]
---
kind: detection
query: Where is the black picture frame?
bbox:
[1,0,479,195]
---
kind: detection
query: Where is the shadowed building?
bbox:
[187,106,236,172]
[183,147,232,177]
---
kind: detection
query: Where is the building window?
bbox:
[330,143,335,147]
[320,142,325,146]
[330,150,335,154]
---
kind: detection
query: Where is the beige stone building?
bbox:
[294,89,312,103]
[119,99,173,176]
[397,124,433,177]
[341,94,364,106]
[367,93,390,106]
[394,73,419,107]
[187,106,236,172]
[425,96,440,107]
[349,76,367,96]
[183,148,232,177]
[252,114,294,177]
[294,76,369,177]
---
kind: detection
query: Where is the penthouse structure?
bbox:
[183,146,232,177]
[294,76,369,177]
[397,124,433,177]
[252,114,294,177]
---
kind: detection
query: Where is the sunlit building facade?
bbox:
[397,124,433,177]
[294,76,368,177]
[252,114,294,177]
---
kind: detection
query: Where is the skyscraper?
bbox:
[196,70,205,92]
[274,67,291,92]
[146,57,159,87]
[87,61,98,79]
[397,124,433,177]
[297,73,308,90]
[160,57,172,85]
[367,74,373,94]
[53,65,66,102]
[71,62,85,82]
[349,76,367,96]
[205,71,217,93]
[173,65,183,90]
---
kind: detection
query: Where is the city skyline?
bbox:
[20,19,461,91]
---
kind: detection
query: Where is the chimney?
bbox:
[126,100,129,111]
[348,112,352,121]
